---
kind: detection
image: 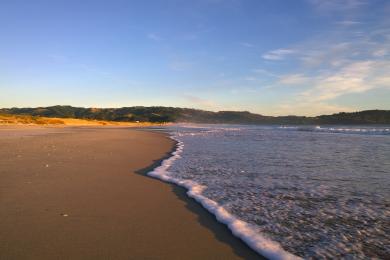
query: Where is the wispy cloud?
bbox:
[258,5,390,115]
[261,49,295,60]
[302,61,375,101]
[273,59,390,115]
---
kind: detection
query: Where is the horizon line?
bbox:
[1,105,388,118]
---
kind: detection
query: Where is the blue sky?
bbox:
[1,0,389,115]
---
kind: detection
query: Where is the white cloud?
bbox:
[302,61,376,101]
[267,48,390,115]
[257,0,389,115]
[286,60,390,107]
[261,49,295,60]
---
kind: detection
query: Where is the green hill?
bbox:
[1,106,389,124]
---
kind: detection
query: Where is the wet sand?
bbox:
[0,126,260,259]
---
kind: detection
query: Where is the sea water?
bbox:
[149,125,390,259]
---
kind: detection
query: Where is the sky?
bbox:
[1,0,389,116]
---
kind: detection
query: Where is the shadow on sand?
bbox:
[135,141,265,260]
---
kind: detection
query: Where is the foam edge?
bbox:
[147,136,302,260]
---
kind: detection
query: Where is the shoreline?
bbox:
[0,126,259,259]
[146,133,297,260]
[138,133,266,259]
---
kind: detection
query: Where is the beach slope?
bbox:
[0,127,259,259]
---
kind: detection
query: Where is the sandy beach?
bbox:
[0,126,260,259]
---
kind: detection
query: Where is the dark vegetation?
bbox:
[1,106,389,124]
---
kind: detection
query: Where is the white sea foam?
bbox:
[279,125,390,135]
[147,136,301,260]
[147,125,390,258]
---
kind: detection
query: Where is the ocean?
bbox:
[148,124,390,259]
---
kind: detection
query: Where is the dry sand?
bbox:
[0,126,260,259]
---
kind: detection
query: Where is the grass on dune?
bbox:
[0,114,164,126]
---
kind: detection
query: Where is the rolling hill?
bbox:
[1,106,389,124]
